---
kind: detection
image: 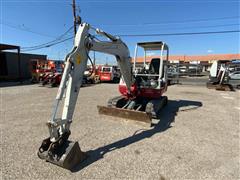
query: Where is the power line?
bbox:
[97,16,240,27]
[78,0,239,2]
[117,30,240,37]
[22,26,74,50]
[2,0,239,2]
[160,23,240,30]
[22,29,239,52]
[0,21,56,38]
[111,23,240,33]
[0,16,237,37]
[22,26,73,49]
[22,36,74,52]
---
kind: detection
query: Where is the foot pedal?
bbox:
[38,140,87,170]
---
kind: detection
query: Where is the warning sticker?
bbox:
[76,54,81,64]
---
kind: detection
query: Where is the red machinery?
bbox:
[100,65,121,83]
[100,42,169,121]
[39,60,55,85]
[30,59,50,83]
[83,65,101,84]
[46,72,63,87]
[40,61,65,87]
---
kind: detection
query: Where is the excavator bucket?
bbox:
[38,138,87,170]
[97,105,152,123]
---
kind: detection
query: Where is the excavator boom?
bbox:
[38,23,135,170]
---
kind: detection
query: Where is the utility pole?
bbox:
[72,0,77,36]
[106,57,108,65]
[72,0,81,37]
[93,51,96,66]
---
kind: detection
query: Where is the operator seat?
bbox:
[149,58,166,88]
[149,58,160,74]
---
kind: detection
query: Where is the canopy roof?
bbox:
[137,41,168,51]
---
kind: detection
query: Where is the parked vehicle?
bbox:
[167,67,178,78]
[229,71,240,80]
[39,61,64,87]
[100,65,121,83]
[48,72,62,87]
[82,65,101,85]
[29,59,48,83]
[178,66,187,76]
[188,65,203,76]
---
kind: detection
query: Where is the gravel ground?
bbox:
[1,83,239,180]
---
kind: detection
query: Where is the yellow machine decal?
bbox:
[76,54,81,64]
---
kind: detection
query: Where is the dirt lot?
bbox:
[1,83,239,179]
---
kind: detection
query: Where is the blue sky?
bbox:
[1,0,239,64]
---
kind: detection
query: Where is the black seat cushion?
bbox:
[149,58,160,74]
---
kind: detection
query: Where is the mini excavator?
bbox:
[206,60,233,91]
[38,23,169,170]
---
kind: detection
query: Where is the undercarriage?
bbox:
[98,95,168,124]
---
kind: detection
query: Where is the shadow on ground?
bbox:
[71,99,202,172]
[0,80,101,88]
[0,80,33,88]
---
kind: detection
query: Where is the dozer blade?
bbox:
[206,82,217,89]
[97,105,152,123]
[215,84,234,91]
[38,140,87,170]
[207,82,234,91]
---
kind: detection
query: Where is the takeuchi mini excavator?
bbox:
[206,60,233,91]
[38,23,169,170]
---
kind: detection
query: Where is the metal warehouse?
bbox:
[0,43,47,81]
